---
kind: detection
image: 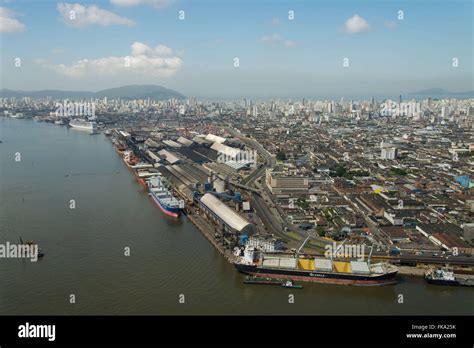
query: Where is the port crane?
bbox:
[297,233,313,254]
[295,232,318,258]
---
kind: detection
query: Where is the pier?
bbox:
[186,209,236,264]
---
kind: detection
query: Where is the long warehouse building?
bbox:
[198,193,255,235]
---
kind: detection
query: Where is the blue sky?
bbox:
[0,0,472,99]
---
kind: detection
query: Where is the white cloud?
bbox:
[110,0,174,9]
[131,41,173,56]
[57,3,134,27]
[0,7,26,33]
[384,20,398,30]
[259,34,296,47]
[39,42,182,78]
[341,14,370,34]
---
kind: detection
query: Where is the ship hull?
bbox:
[235,263,398,286]
[425,278,459,286]
[425,277,474,287]
[69,121,97,131]
[149,190,182,218]
[70,125,96,131]
[136,177,148,190]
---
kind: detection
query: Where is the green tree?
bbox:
[316,226,325,237]
[276,151,287,161]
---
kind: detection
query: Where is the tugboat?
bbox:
[424,267,474,287]
[20,237,45,258]
[281,280,303,289]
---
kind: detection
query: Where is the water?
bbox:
[0,118,472,315]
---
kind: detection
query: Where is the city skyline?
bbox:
[1,0,472,98]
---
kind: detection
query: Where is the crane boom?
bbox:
[297,234,312,254]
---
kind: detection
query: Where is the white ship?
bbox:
[69,119,97,131]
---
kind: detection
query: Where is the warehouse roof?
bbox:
[200,193,251,232]
[224,160,254,170]
[177,137,194,146]
[162,139,182,148]
[205,133,226,144]
[158,149,180,164]
[211,142,242,159]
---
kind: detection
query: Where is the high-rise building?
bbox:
[441,106,450,119]
[252,105,258,117]
[381,145,397,160]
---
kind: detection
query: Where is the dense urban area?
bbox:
[3,94,474,285]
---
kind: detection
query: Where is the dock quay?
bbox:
[186,210,236,264]
[109,131,246,264]
[107,128,474,283]
[397,265,474,278]
[397,266,428,278]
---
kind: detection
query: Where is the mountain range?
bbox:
[1,85,472,100]
[0,85,185,100]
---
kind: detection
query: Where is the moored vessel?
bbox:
[235,244,398,286]
[69,119,97,131]
[147,175,185,218]
[243,276,284,285]
[424,268,474,287]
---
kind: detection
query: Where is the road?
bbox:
[398,254,474,266]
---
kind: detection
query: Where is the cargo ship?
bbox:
[424,268,474,287]
[234,245,398,286]
[69,119,97,131]
[123,150,139,167]
[147,175,185,218]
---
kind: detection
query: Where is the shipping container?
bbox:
[350,261,370,274]
[262,259,280,267]
[314,258,333,272]
[298,259,315,271]
[333,261,352,273]
[278,257,297,269]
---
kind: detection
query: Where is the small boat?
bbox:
[20,237,45,258]
[424,267,474,287]
[281,280,303,289]
[243,276,283,285]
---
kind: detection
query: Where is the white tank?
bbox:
[213,179,226,193]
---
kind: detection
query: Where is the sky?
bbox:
[0,0,472,99]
